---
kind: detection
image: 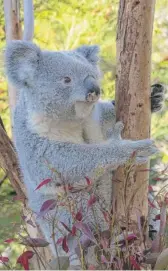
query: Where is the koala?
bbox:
[5,41,163,267]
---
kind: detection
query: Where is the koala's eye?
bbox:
[64,77,71,84]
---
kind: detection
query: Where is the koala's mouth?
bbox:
[86,92,100,103]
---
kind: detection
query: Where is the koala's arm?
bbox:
[43,125,156,179]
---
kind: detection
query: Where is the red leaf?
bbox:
[129,255,141,270]
[148,185,153,192]
[71,225,77,236]
[118,233,137,245]
[56,237,63,245]
[37,199,56,217]
[75,211,83,221]
[100,236,109,249]
[4,238,15,243]
[87,194,96,209]
[101,254,108,264]
[102,211,111,223]
[85,177,92,186]
[153,177,162,181]
[62,236,69,253]
[75,222,97,244]
[0,256,9,263]
[127,234,137,242]
[20,237,50,247]
[61,222,72,233]
[26,219,36,228]
[68,184,73,191]
[17,251,34,270]
[153,214,160,221]
[131,151,137,158]
[13,195,25,202]
[148,199,156,208]
[88,264,96,270]
[35,178,52,191]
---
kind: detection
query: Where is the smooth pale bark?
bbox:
[113,0,156,225]
[23,0,34,41]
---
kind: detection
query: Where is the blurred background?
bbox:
[0,0,167,265]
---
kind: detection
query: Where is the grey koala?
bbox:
[5,41,163,266]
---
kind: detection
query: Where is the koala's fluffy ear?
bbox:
[76,45,99,65]
[5,40,42,88]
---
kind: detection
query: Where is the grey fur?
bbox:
[5,41,158,262]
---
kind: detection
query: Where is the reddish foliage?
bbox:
[75,222,97,243]
[71,225,77,236]
[56,237,64,245]
[62,236,69,253]
[153,177,162,181]
[87,194,97,209]
[37,199,56,217]
[88,264,96,270]
[100,236,109,249]
[17,251,34,270]
[75,211,83,221]
[4,238,15,243]
[34,178,52,191]
[0,256,9,263]
[148,185,153,192]
[129,255,141,270]
[85,176,92,186]
[61,222,72,233]
[154,214,160,221]
[101,254,108,263]
[102,211,111,223]
[148,199,157,209]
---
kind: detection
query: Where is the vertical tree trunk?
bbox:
[113,0,156,227]
[3,1,53,268]
[3,0,22,125]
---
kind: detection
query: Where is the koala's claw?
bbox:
[151,83,165,112]
[112,121,124,139]
[131,141,158,164]
[114,121,124,132]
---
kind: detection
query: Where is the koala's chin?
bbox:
[74,101,96,119]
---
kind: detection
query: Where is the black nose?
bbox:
[84,75,100,97]
[88,86,100,96]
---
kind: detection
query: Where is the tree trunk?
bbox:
[113,0,156,228]
[3,1,53,268]
[3,0,22,126]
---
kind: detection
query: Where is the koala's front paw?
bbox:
[151,83,165,112]
[109,121,124,140]
[130,139,159,164]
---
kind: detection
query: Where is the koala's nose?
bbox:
[87,85,100,96]
[84,76,100,101]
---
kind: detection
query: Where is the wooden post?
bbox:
[113,0,156,226]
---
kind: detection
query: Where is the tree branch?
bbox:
[23,0,34,41]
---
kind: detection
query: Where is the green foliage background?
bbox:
[0,0,167,266]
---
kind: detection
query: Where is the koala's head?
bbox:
[5,41,101,122]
